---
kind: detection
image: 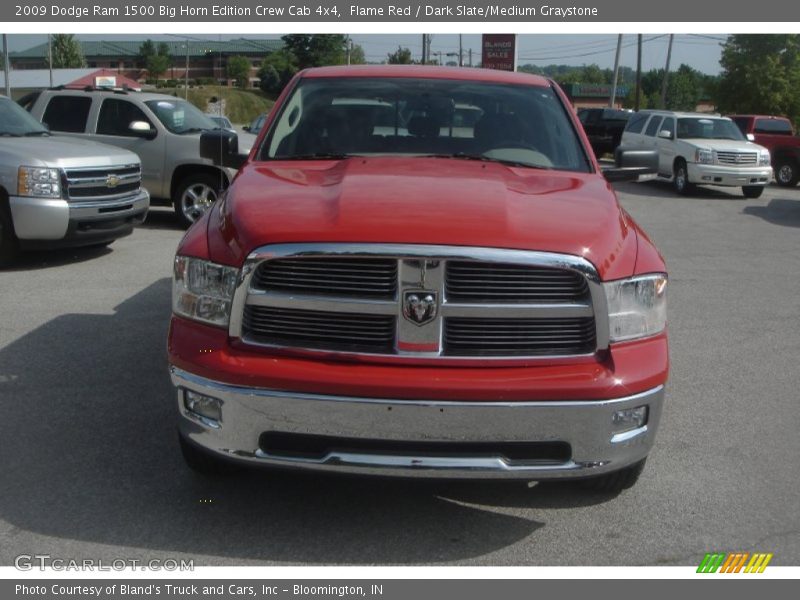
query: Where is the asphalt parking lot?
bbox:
[1,181,799,566]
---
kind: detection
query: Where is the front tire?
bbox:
[0,202,20,269]
[173,173,222,229]
[179,434,233,476]
[774,159,799,187]
[673,160,694,196]
[579,458,647,493]
[742,186,764,199]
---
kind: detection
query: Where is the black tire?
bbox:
[179,434,233,476]
[774,158,799,187]
[172,173,222,229]
[673,160,694,196]
[742,186,764,199]
[579,458,647,493]
[0,200,20,269]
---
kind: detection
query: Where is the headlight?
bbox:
[695,149,713,164]
[759,151,771,166]
[18,166,61,198]
[604,274,667,342]
[173,256,239,327]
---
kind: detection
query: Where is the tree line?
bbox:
[26,34,800,126]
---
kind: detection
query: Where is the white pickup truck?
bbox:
[0,95,149,266]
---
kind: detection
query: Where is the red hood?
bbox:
[205,157,637,280]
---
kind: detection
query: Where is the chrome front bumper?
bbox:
[688,163,772,187]
[171,367,665,479]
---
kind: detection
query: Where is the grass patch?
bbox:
[158,86,275,125]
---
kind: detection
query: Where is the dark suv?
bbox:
[577,108,633,157]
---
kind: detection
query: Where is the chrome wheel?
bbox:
[674,166,687,193]
[180,182,218,223]
[777,163,795,185]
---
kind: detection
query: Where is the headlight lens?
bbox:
[604,274,667,342]
[695,149,713,164]
[759,151,771,166]
[18,166,61,198]
[173,256,239,327]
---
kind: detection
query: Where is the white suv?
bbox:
[620,110,772,198]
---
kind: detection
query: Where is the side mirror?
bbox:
[746,133,756,141]
[603,148,659,183]
[657,129,673,140]
[200,129,247,169]
[129,121,157,140]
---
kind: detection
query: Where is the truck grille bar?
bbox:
[233,244,608,364]
[716,151,758,166]
[63,164,142,202]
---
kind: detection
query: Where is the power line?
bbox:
[518,34,668,61]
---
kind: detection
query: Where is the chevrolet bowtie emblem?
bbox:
[106,174,121,188]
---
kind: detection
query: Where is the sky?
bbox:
[4,33,727,75]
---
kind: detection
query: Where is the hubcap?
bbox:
[676,168,686,191]
[181,183,217,222]
[778,164,794,184]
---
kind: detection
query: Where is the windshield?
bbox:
[677,117,746,141]
[262,77,590,172]
[144,99,218,134]
[0,97,49,136]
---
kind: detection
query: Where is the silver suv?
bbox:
[0,95,149,267]
[23,88,255,227]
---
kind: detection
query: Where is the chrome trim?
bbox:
[172,367,664,480]
[229,243,609,365]
[62,164,142,203]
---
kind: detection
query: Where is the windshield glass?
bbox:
[0,97,49,136]
[262,77,590,172]
[677,117,746,141]
[144,99,218,134]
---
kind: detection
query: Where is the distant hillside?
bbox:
[158,86,275,124]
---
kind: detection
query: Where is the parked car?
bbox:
[208,115,235,132]
[577,108,633,156]
[168,66,668,492]
[729,114,800,187]
[243,112,267,133]
[0,94,148,267]
[621,110,772,198]
[22,88,255,227]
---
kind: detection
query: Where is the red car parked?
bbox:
[168,66,668,492]
[729,114,800,187]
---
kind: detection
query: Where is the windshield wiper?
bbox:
[276,153,351,160]
[0,132,23,137]
[23,130,50,136]
[424,153,547,170]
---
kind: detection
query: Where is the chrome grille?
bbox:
[446,261,589,303]
[252,257,397,298]
[243,306,395,353]
[234,245,607,362]
[64,164,141,202]
[716,151,758,166]
[444,317,596,357]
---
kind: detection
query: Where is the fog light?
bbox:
[184,390,222,426]
[612,405,648,433]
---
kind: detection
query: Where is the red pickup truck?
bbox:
[729,114,800,186]
[168,66,668,492]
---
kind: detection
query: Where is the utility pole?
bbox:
[48,34,53,87]
[3,35,10,97]
[468,48,473,67]
[660,34,674,109]
[184,42,189,99]
[345,35,352,65]
[609,34,622,108]
[635,34,643,111]
[458,34,463,67]
[421,34,427,64]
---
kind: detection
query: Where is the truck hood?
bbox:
[1,135,139,168]
[682,138,767,153]
[208,157,637,280]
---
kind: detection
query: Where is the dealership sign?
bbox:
[481,34,516,71]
